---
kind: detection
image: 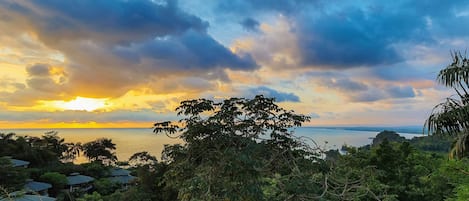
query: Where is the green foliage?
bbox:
[409,135,452,153]
[82,138,117,165]
[154,95,319,200]
[80,162,110,178]
[94,178,119,196]
[372,130,406,146]
[0,131,80,166]
[0,157,28,191]
[129,151,158,168]
[39,172,67,196]
[103,187,154,201]
[77,192,104,201]
[425,52,469,159]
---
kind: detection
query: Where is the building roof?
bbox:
[110,168,131,176]
[24,180,52,192]
[10,159,30,167]
[0,194,56,201]
[66,173,95,185]
[108,175,137,184]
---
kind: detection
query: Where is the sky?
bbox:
[0,0,468,128]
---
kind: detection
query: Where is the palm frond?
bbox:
[425,97,469,137]
[437,52,469,89]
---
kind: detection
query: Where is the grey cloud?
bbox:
[132,30,258,71]
[0,0,258,100]
[386,85,415,98]
[348,85,416,102]
[322,78,368,92]
[240,18,260,32]
[245,86,300,102]
[11,0,208,45]
[26,64,51,76]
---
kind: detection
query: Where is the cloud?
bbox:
[6,0,208,45]
[218,0,469,70]
[386,85,415,98]
[0,0,258,100]
[240,18,260,32]
[216,0,317,15]
[26,64,51,76]
[119,30,258,71]
[309,112,320,119]
[245,86,300,102]
[348,85,416,102]
[321,78,368,92]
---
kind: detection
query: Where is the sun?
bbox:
[55,97,109,111]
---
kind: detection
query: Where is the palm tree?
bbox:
[82,138,117,165]
[62,142,82,162]
[425,51,469,159]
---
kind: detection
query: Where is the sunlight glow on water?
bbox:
[2,127,419,163]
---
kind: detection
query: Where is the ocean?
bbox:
[1,127,421,163]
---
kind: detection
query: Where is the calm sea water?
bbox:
[1,127,420,163]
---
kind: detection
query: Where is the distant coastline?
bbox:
[308,126,425,135]
[3,126,425,134]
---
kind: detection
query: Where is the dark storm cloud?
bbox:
[119,30,258,70]
[0,0,258,98]
[217,0,317,15]
[14,0,208,44]
[240,18,260,32]
[297,6,428,68]
[245,86,300,102]
[214,0,469,70]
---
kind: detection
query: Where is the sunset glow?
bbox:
[52,97,110,112]
[0,0,465,128]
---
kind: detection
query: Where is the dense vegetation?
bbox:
[2,53,469,200]
[1,95,468,200]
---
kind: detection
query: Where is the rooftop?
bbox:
[110,168,131,176]
[0,194,56,201]
[24,180,52,192]
[6,158,30,167]
[66,173,95,185]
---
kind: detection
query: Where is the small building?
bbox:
[0,193,55,201]
[2,156,30,168]
[66,173,95,192]
[24,179,52,196]
[108,168,137,189]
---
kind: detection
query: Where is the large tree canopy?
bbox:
[153,95,386,200]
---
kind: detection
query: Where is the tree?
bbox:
[82,138,117,165]
[63,142,83,162]
[0,157,28,191]
[42,131,69,159]
[129,151,158,168]
[39,172,68,197]
[153,95,381,200]
[425,52,469,159]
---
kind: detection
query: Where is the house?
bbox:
[0,192,55,201]
[66,173,95,192]
[108,168,137,189]
[24,179,52,196]
[2,156,30,168]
